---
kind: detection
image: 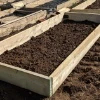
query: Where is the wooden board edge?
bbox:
[0,62,53,96]
[57,0,81,10]
[73,0,96,10]
[0,10,47,37]
[50,25,100,94]
[11,1,25,9]
[26,0,53,8]
[0,10,45,26]
[70,9,100,14]
[0,8,15,18]
[65,12,100,23]
[0,0,15,6]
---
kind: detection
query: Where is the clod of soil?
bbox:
[0,20,98,76]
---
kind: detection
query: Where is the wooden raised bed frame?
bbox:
[0,0,100,97]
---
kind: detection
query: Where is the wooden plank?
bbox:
[73,0,96,10]
[58,8,70,13]
[11,1,25,9]
[71,9,100,14]
[57,0,81,10]
[0,0,17,5]
[0,0,15,6]
[0,15,19,24]
[0,8,16,18]
[50,25,100,94]
[11,0,38,9]
[26,0,53,8]
[65,12,100,23]
[0,10,47,37]
[0,62,53,96]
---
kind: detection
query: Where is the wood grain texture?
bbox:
[73,0,96,10]
[57,0,80,10]
[26,0,53,8]
[0,10,47,37]
[65,11,100,23]
[12,0,37,9]
[0,62,53,96]
[0,8,15,18]
[71,9,100,14]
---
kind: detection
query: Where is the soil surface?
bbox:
[0,20,98,76]
[87,0,100,9]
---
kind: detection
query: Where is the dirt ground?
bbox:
[0,0,100,100]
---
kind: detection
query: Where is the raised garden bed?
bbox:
[0,20,98,76]
[0,38,99,100]
[0,14,99,96]
[0,0,100,98]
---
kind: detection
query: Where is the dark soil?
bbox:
[0,20,98,76]
[87,0,100,9]
[0,38,99,100]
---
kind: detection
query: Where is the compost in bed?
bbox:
[0,20,98,76]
